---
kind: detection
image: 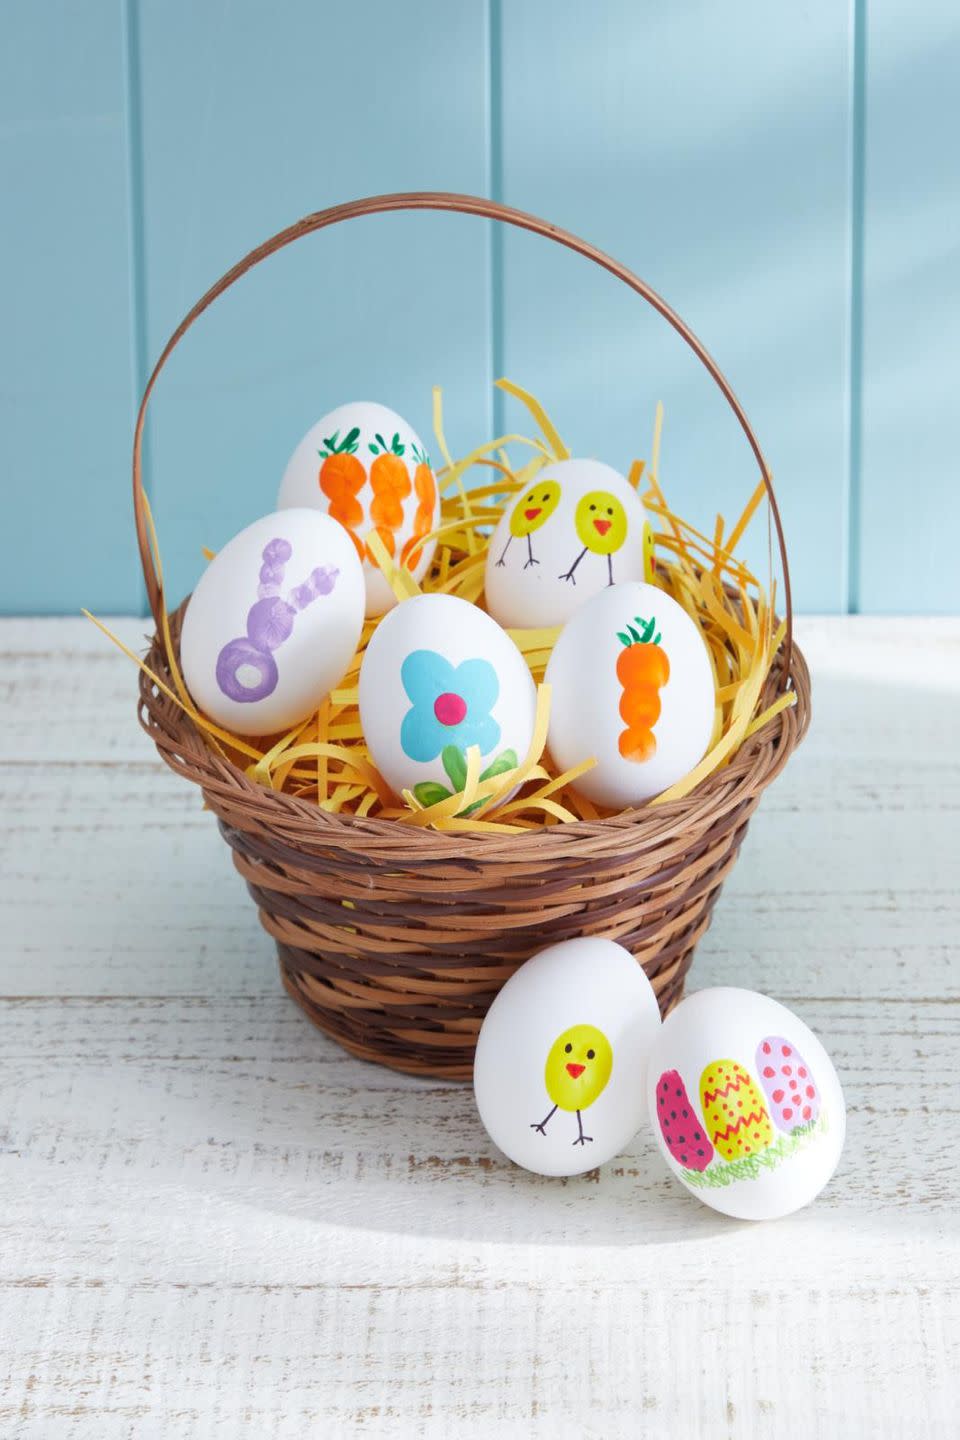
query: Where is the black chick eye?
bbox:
[542,493,550,501]
[564,1043,572,1054]
[606,507,613,516]
[586,1049,595,1060]
[589,503,596,511]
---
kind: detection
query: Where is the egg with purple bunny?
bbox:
[180,509,365,734]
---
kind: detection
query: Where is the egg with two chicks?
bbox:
[484,458,649,629]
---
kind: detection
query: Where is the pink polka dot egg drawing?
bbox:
[645,987,846,1221]
[358,593,537,808]
[757,1036,821,1132]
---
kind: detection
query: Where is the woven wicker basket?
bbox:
[134,193,811,1080]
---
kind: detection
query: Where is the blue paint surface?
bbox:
[0,2,957,615]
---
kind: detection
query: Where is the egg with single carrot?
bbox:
[278,400,439,617]
[485,458,648,629]
[545,580,714,807]
[474,938,662,1177]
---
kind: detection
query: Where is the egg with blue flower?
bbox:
[358,594,537,808]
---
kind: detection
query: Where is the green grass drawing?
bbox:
[682,1112,829,1188]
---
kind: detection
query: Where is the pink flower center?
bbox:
[434,691,467,726]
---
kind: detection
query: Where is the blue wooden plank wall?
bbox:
[2,1,958,616]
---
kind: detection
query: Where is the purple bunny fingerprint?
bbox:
[216,540,340,705]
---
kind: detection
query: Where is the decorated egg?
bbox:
[646,988,845,1220]
[180,509,365,735]
[473,938,662,1177]
[484,458,649,629]
[278,400,439,618]
[545,580,715,807]
[358,593,537,807]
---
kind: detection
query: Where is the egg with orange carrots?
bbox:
[278,401,439,617]
[473,937,661,1177]
[646,988,846,1220]
[545,580,715,807]
[484,458,649,629]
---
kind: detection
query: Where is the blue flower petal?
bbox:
[401,650,457,707]
[458,712,501,758]
[399,649,504,766]
[452,657,500,714]
[400,705,446,763]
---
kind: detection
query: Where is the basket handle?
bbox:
[133,191,793,685]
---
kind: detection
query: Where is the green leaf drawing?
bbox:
[479,748,518,783]
[441,745,468,791]
[620,615,661,647]
[413,781,452,808]
[320,427,360,458]
[682,1113,829,1189]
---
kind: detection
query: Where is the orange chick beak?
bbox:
[565,1062,586,1079]
[524,507,542,521]
[593,518,611,536]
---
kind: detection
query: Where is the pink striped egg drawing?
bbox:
[756,1035,820,1131]
[655,1069,714,1171]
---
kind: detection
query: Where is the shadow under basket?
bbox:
[131,193,812,1081]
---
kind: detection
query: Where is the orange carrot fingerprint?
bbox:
[367,431,410,560]
[318,427,366,561]
[615,614,670,763]
[400,445,436,570]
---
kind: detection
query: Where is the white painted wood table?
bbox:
[1,616,957,1439]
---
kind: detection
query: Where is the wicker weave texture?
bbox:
[139,621,810,1080]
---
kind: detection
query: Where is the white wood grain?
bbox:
[0,617,958,1438]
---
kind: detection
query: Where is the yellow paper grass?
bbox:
[90,381,793,834]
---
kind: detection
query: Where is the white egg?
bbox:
[278,400,439,618]
[473,938,662,1177]
[358,594,536,806]
[484,458,648,629]
[545,580,714,807]
[180,509,365,735]
[646,987,845,1220]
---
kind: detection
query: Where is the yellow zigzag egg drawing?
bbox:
[699,1058,773,1161]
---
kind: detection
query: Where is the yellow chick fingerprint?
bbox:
[496,479,562,570]
[642,520,657,584]
[560,491,629,586]
[531,1023,614,1147]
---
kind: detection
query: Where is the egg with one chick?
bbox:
[484,458,648,629]
[473,938,662,1177]
[278,400,439,618]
